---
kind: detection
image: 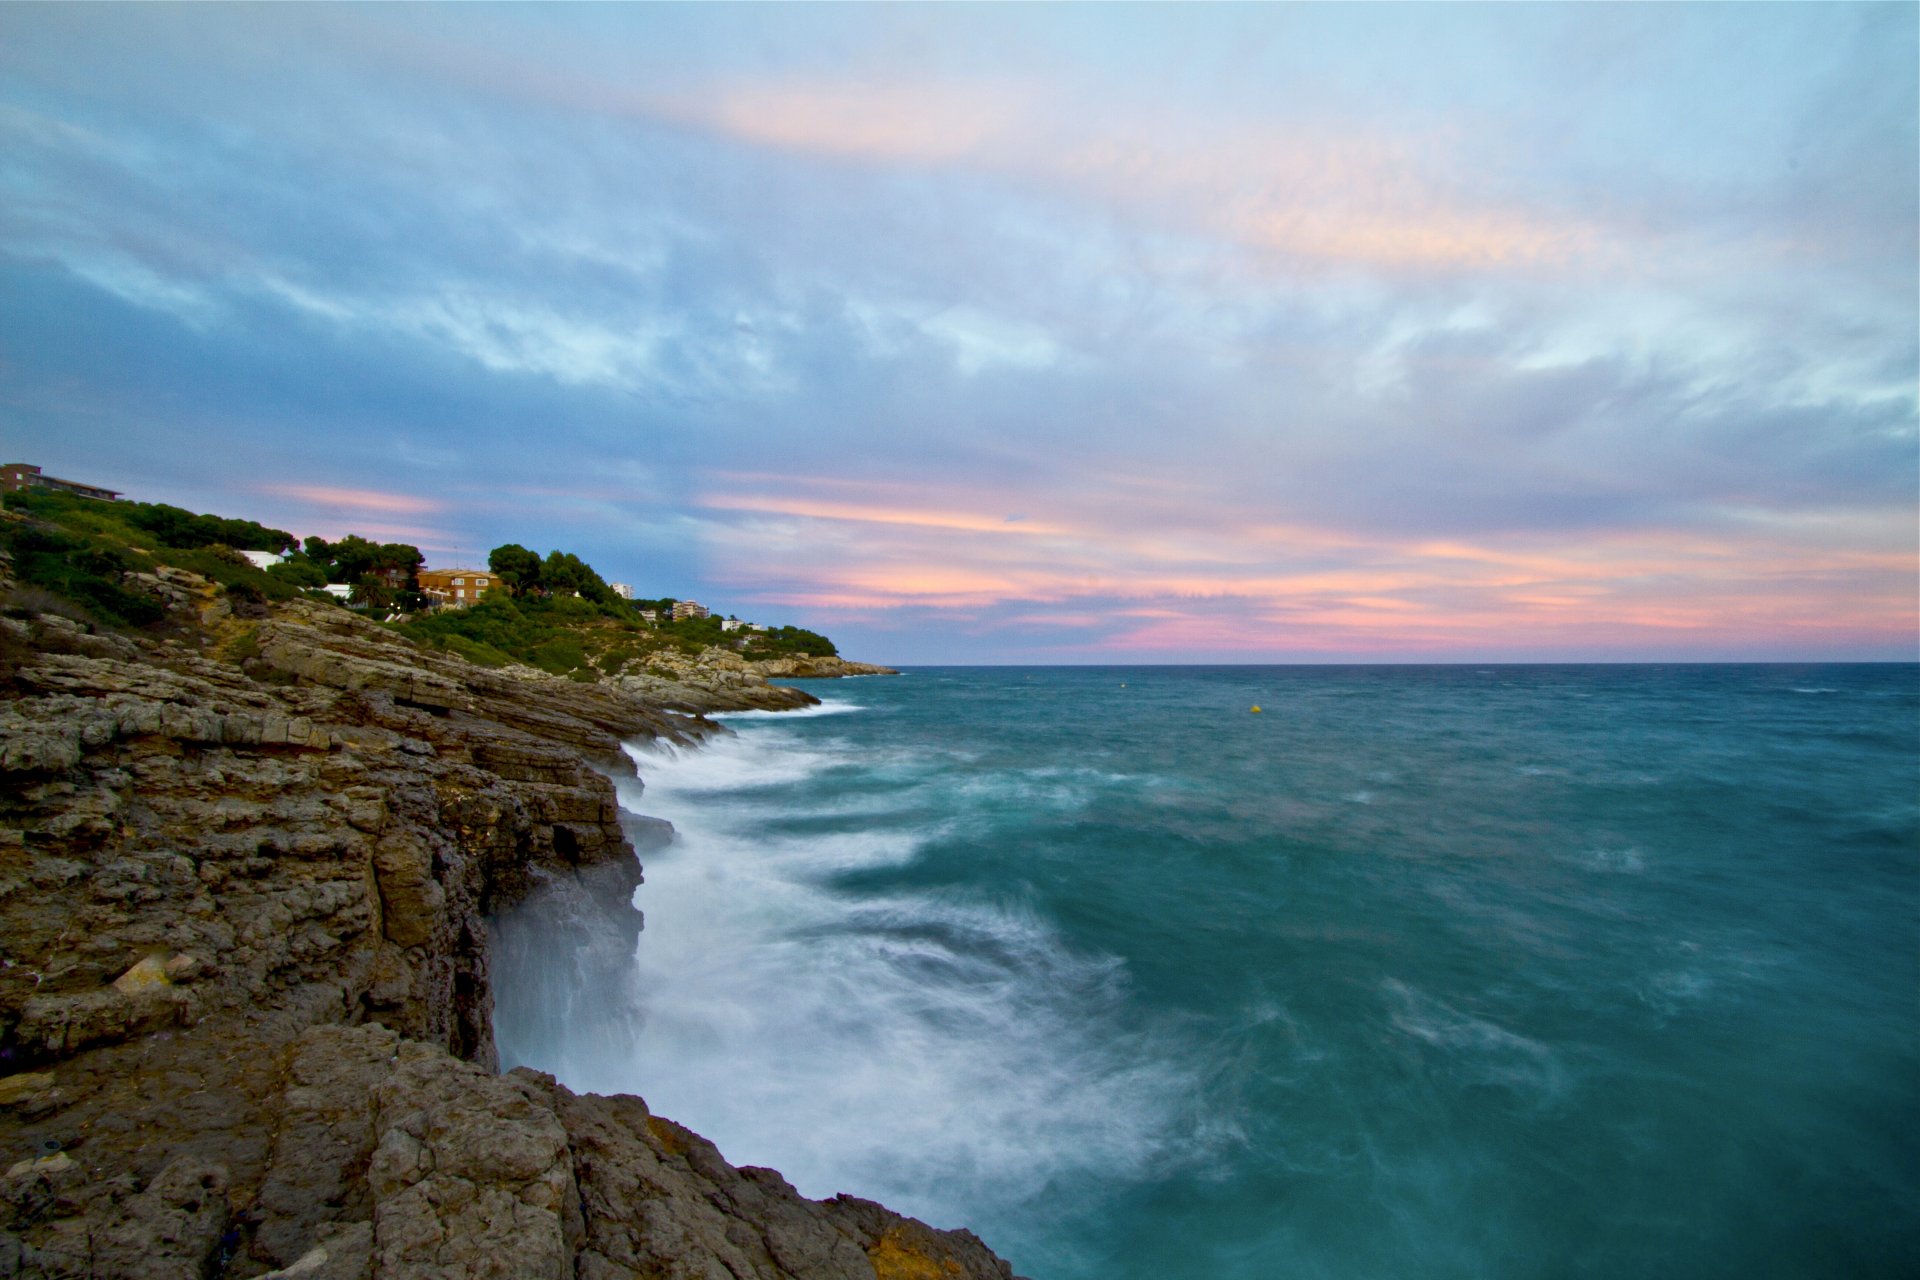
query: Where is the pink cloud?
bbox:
[700,480,1916,659]
[637,72,1618,275]
[698,492,1073,538]
[672,80,1029,163]
[259,483,445,515]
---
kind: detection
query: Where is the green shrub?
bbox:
[433,633,516,668]
[125,502,295,553]
[0,522,164,627]
[530,636,587,674]
[267,558,328,589]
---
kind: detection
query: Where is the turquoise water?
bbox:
[499,665,1920,1279]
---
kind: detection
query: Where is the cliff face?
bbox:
[607,649,897,714]
[0,580,1013,1279]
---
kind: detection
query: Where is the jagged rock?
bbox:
[610,655,821,714]
[242,1026,1012,1280]
[0,581,1019,1277]
[744,656,900,680]
[88,1157,232,1279]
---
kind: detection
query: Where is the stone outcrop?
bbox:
[0,574,1016,1279]
[743,656,899,680]
[605,649,898,716]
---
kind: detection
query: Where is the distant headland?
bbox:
[0,480,1012,1279]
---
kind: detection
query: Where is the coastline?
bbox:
[0,580,1016,1278]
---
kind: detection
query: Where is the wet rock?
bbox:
[0,584,1020,1279]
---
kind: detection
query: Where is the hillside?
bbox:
[0,489,895,712]
[0,499,1012,1278]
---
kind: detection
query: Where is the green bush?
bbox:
[0,523,164,627]
[432,633,516,668]
[529,635,587,675]
[741,625,838,659]
[267,558,328,589]
[125,502,295,553]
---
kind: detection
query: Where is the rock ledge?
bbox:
[0,584,1015,1279]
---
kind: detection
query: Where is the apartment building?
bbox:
[418,568,498,608]
[2,462,121,502]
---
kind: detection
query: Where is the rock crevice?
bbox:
[0,586,1016,1279]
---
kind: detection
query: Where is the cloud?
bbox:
[664,80,1029,163]
[258,485,445,515]
[697,492,1072,538]
[0,4,1909,661]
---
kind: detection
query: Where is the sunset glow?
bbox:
[2,3,1912,662]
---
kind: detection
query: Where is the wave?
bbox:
[1577,845,1646,874]
[502,722,1204,1232]
[710,700,866,719]
[1382,979,1567,1104]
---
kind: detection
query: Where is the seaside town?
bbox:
[3,460,789,642]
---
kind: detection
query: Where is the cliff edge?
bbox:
[0,572,1013,1278]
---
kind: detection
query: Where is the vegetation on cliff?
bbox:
[395,594,838,679]
[0,489,308,627]
[0,564,1007,1278]
[1,491,844,683]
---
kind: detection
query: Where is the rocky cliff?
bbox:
[0,573,1013,1279]
[608,650,896,715]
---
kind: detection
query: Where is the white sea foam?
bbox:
[499,721,1201,1231]
[709,699,866,719]
[1578,845,1646,874]
[946,765,1134,814]
[1382,979,1566,1103]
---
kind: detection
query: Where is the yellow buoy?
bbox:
[1251,705,1262,713]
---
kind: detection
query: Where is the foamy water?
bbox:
[495,664,1920,1279]
[500,720,1201,1232]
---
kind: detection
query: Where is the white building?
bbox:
[608,582,633,599]
[239,550,287,570]
[720,618,743,632]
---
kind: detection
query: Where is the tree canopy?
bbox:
[301,535,423,586]
[487,543,542,596]
[485,544,623,608]
[124,502,295,553]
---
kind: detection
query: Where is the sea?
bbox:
[494,664,1920,1280]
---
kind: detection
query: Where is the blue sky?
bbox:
[2,3,1913,663]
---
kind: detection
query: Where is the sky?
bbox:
[1,3,1914,664]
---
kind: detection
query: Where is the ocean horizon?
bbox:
[497,661,1920,1279]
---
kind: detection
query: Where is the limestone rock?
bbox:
[0,586,1020,1279]
[112,953,172,994]
[745,656,900,680]
[88,1157,231,1279]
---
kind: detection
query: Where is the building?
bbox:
[418,568,499,608]
[607,582,633,599]
[238,550,286,571]
[2,463,121,502]
[671,600,709,621]
[637,609,658,623]
[720,618,744,632]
